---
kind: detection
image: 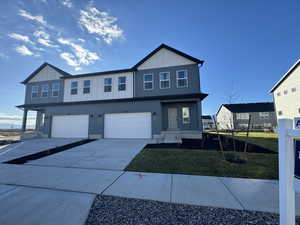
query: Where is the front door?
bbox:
[168,108,178,129]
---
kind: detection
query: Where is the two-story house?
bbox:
[17,44,208,142]
[270,59,300,120]
[216,102,276,131]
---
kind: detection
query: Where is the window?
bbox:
[264,123,272,128]
[118,76,126,91]
[278,110,283,116]
[41,85,49,97]
[284,90,288,95]
[239,123,248,128]
[298,108,300,114]
[71,81,78,95]
[52,83,60,97]
[144,74,153,90]
[176,70,188,88]
[236,113,249,120]
[277,92,281,96]
[259,112,269,118]
[31,86,39,98]
[104,78,112,92]
[159,72,170,89]
[83,80,91,94]
[292,87,297,92]
[182,107,190,124]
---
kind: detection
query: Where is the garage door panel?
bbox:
[104,113,151,138]
[51,115,89,138]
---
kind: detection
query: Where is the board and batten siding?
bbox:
[216,106,233,130]
[28,65,63,83]
[137,48,196,70]
[273,65,300,120]
[63,72,134,102]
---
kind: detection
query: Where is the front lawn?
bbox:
[125,148,278,180]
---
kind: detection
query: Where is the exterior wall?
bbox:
[161,101,201,131]
[233,111,277,130]
[24,79,64,105]
[28,65,63,83]
[216,106,233,130]
[63,72,133,102]
[134,64,200,97]
[202,118,214,130]
[41,100,162,138]
[137,48,195,70]
[273,65,300,120]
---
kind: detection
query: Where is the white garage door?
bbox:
[51,115,89,138]
[104,112,152,138]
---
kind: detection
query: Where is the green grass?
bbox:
[125,148,278,180]
[208,131,278,153]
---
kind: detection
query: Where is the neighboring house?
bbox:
[202,115,214,130]
[270,59,300,120]
[216,102,276,131]
[18,44,208,142]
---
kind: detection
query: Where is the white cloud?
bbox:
[78,38,85,42]
[15,45,39,57]
[79,7,123,44]
[0,113,36,129]
[33,30,50,39]
[8,33,34,45]
[18,9,47,26]
[58,38,99,69]
[62,0,73,8]
[37,38,58,48]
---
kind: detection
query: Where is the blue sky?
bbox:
[0,0,299,128]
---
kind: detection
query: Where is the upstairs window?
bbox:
[71,81,78,95]
[182,107,190,124]
[236,113,249,120]
[292,87,297,92]
[284,90,288,95]
[277,92,281,96]
[52,83,60,97]
[176,70,188,88]
[278,110,283,116]
[41,85,49,97]
[259,112,269,118]
[83,80,91,94]
[159,72,170,89]
[118,76,126,91]
[144,74,153,90]
[104,78,112,92]
[31,86,39,98]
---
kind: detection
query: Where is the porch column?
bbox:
[21,109,28,132]
[35,111,42,131]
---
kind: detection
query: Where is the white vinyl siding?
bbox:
[52,83,60,97]
[31,86,39,98]
[236,113,249,120]
[159,72,170,89]
[144,74,153,90]
[176,70,188,88]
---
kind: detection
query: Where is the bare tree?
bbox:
[222,81,243,104]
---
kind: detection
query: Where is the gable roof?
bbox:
[269,59,300,93]
[132,43,204,69]
[217,102,274,115]
[21,62,72,84]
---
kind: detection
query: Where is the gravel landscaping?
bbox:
[85,195,298,225]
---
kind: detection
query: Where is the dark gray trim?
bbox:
[62,68,135,79]
[17,93,208,109]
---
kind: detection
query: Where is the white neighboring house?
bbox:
[270,59,300,120]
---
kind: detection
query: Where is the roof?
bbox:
[132,43,204,69]
[269,59,300,93]
[21,62,72,84]
[217,102,275,114]
[202,115,212,119]
[62,68,134,79]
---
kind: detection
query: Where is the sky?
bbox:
[0,0,299,128]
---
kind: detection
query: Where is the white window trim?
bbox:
[104,77,112,92]
[71,81,78,95]
[176,70,188,88]
[31,85,39,98]
[52,83,60,97]
[41,84,49,98]
[118,76,126,91]
[259,112,269,118]
[159,72,170,89]
[143,74,154,90]
[182,107,190,124]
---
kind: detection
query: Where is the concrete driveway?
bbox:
[27,139,149,170]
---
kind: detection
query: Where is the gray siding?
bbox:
[24,80,64,105]
[233,111,277,129]
[134,64,200,97]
